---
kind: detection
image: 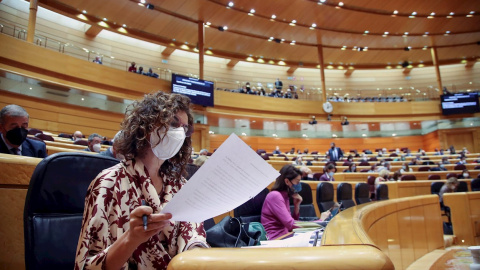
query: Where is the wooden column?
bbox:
[317,44,327,102]
[430,47,443,94]
[198,21,205,80]
[26,0,38,43]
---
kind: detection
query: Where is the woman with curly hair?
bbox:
[75,91,208,270]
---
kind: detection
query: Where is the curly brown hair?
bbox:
[115,91,193,180]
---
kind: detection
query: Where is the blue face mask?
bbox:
[328,172,334,177]
[291,181,302,193]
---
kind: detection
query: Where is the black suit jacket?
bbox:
[328,147,343,161]
[0,137,47,158]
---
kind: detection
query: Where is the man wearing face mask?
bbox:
[261,164,331,240]
[83,133,103,153]
[99,131,123,160]
[327,142,343,161]
[0,104,46,158]
[75,92,208,270]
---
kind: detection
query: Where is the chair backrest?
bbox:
[430,182,444,195]
[376,184,389,201]
[310,151,318,155]
[336,183,356,209]
[474,165,480,170]
[360,169,369,172]
[428,174,441,180]
[28,128,43,135]
[359,161,370,166]
[470,178,480,191]
[35,133,55,142]
[456,181,468,192]
[446,172,459,179]
[418,166,431,172]
[316,182,335,213]
[389,153,398,157]
[312,172,323,180]
[368,157,377,161]
[400,175,417,181]
[24,152,119,270]
[454,164,466,171]
[354,183,371,205]
[185,163,199,180]
[234,188,269,223]
[73,140,88,146]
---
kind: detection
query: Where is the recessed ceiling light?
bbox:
[103,18,107,21]
[82,10,87,14]
[228,2,234,7]
[140,0,146,3]
[338,2,344,6]
[206,22,211,25]
[393,10,398,14]
[449,12,455,15]
[364,30,369,34]
[271,14,276,19]
[250,9,255,14]
[412,11,417,15]
[122,24,127,27]
[311,23,317,27]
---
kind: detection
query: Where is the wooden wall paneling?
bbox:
[422,130,440,152]
[439,127,480,154]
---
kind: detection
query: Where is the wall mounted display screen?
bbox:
[440,93,480,115]
[171,74,214,107]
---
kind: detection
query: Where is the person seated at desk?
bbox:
[442,156,450,164]
[375,169,389,187]
[344,163,357,173]
[261,164,330,240]
[299,166,314,180]
[0,104,46,158]
[400,163,413,173]
[439,177,459,204]
[292,155,306,166]
[75,92,207,270]
[273,146,281,155]
[408,158,418,166]
[457,169,470,179]
[431,162,447,171]
[319,163,336,181]
[457,155,467,165]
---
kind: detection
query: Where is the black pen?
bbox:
[313,230,319,247]
[142,199,148,231]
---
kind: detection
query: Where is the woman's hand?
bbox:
[127,206,172,247]
[291,193,303,207]
[320,210,331,221]
[105,206,172,270]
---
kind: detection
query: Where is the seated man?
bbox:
[99,131,122,160]
[272,146,281,155]
[72,130,83,141]
[84,133,103,153]
[199,149,208,156]
[0,104,46,158]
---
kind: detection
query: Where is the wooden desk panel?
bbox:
[443,192,480,246]
[168,245,394,270]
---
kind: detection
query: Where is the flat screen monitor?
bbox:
[440,93,480,115]
[171,74,214,107]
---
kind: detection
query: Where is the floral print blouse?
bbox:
[74,159,207,270]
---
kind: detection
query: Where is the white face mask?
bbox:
[92,143,102,153]
[150,127,186,160]
[463,173,469,178]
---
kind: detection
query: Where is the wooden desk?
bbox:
[443,192,480,246]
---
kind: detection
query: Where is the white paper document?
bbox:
[161,133,280,222]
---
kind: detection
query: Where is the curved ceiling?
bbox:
[36,0,480,68]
